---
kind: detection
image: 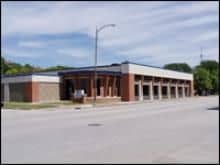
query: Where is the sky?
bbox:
[1,1,219,68]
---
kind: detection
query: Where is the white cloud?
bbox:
[18,41,46,48]
[3,1,217,37]
[191,31,219,44]
[2,48,43,58]
[56,48,91,58]
[1,1,219,67]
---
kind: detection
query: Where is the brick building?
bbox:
[1,61,194,103]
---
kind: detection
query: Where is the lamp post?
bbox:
[93,24,116,107]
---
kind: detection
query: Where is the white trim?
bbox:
[121,63,193,80]
[2,75,60,84]
[4,83,10,101]
[32,75,60,83]
[2,76,32,84]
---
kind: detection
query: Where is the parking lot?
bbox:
[1,96,219,163]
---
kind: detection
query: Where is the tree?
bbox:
[200,60,219,73]
[193,67,212,95]
[5,68,19,75]
[163,63,192,73]
[194,60,219,95]
[44,65,74,71]
[1,57,8,74]
[209,69,219,94]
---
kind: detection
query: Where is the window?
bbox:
[79,79,87,94]
[162,86,167,95]
[97,79,101,96]
[143,85,149,96]
[153,86,158,95]
[135,84,139,96]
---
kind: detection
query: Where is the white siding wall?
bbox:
[121,63,193,80]
[2,75,60,84]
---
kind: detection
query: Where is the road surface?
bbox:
[1,96,219,163]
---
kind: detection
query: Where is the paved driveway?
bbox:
[1,96,219,163]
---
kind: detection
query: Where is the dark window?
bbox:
[153,86,158,95]
[135,85,139,96]
[185,87,188,96]
[135,75,141,81]
[79,79,87,94]
[144,76,152,81]
[66,79,74,99]
[162,86,167,95]
[143,85,149,96]
[116,78,120,96]
[97,79,101,96]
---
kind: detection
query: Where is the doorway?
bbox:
[65,79,74,99]
[143,85,150,100]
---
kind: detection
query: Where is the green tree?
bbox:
[44,65,74,71]
[209,69,219,94]
[194,60,219,95]
[193,67,212,95]
[5,68,19,75]
[200,60,219,73]
[163,63,192,73]
[1,57,8,74]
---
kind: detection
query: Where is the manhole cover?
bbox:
[75,107,81,110]
[88,123,102,127]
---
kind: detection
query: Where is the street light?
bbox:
[93,24,116,107]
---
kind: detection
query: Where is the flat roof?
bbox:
[122,61,192,74]
[2,61,192,78]
[59,70,121,76]
[2,72,59,78]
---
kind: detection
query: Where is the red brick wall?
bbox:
[121,74,135,101]
[59,81,66,100]
[25,82,39,102]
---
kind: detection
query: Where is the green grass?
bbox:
[2,99,121,110]
[2,102,57,110]
[2,101,80,110]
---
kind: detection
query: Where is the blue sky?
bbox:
[1,1,219,68]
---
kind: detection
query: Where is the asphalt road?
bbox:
[1,96,219,164]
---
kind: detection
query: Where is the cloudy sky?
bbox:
[1,1,219,68]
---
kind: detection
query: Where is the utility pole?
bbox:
[93,24,116,107]
[93,27,98,107]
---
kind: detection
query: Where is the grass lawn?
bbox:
[2,101,81,110]
[2,99,122,110]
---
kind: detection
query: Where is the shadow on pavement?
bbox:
[207,107,219,111]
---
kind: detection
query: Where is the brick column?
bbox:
[149,81,154,101]
[182,85,185,98]
[138,80,143,101]
[190,81,194,97]
[175,83,179,99]
[104,76,110,97]
[139,76,144,101]
[112,76,116,97]
[186,86,189,97]
[109,77,112,97]
[158,80,162,100]
[121,74,135,101]
[100,77,104,97]
[167,82,171,99]
[25,82,39,102]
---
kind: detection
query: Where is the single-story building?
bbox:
[1,61,194,103]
